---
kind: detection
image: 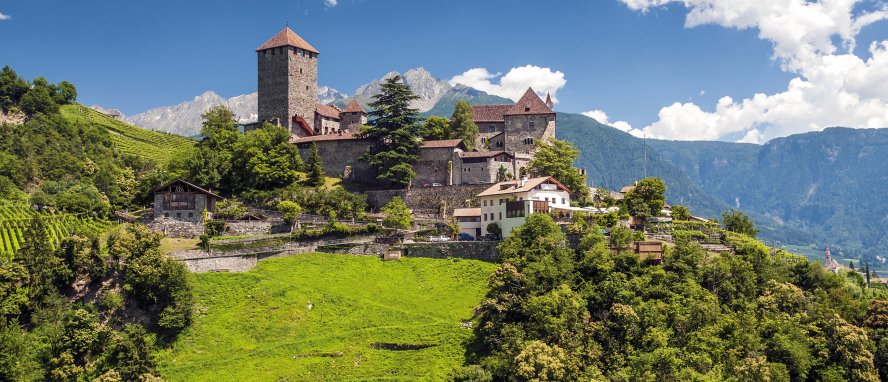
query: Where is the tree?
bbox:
[19,86,58,115]
[200,106,239,149]
[306,142,325,187]
[277,201,303,231]
[671,205,691,221]
[53,81,77,104]
[527,138,588,199]
[381,196,412,229]
[722,209,759,238]
[623,177,667,223]
[213,198,247,220]
[496,165,512,182]
[358,75,422,187]
[486,223,502,239]
[0,66,30,111]
[421,116,451,141]
[450,100,479,150]
[609,226,633,250]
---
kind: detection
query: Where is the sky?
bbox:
[1,0,887,143]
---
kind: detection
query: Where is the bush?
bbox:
[204,220,225,237]
[382,196,412,229]
[213,198,248,220]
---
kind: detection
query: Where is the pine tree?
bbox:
[306,142,325,187]
[357,75,422,187]
[450,100,478,150]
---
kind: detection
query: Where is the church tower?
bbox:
[256,26,319,136]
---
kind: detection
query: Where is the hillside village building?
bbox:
[454,176,572,239]
[250,26,559,186]
[152,179,223,222]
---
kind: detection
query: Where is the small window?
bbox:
[488,125,495,133]
[483,214,487,221]
[176,213,182,218]
[529,121,535,129]
[499,212,502,220]
[300,68,303,74]
[562,198,566,205]
[524,106,530,112]
[188,212,194,218]
[164,213,169,218]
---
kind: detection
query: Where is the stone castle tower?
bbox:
[256,27,318,136]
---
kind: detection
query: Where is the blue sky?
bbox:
[2,0,886,142]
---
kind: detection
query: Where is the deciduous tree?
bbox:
[527,138,588,199]
[450,100,478,150]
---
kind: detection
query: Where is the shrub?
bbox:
[204,220,224,237]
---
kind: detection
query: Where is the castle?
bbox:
[252,26,557,186]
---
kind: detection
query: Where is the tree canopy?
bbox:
[381,196,412,229]
[450,100,479,150]
[527,138,588,199]
[622,177,667,223]
[723,208,760,238]
[358,75,422,187]
[463,205,887,381]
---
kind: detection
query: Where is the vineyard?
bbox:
[59,104,195,165]
[0,202,115,258]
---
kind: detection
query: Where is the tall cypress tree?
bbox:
[450,100,478,150]
[306,142,325,187]
[357,75,422,187]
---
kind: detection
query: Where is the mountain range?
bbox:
[120,67,887,267]
[123,68,459,137]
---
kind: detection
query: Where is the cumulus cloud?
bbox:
[619,0,888,143]
[449,65,567,103]
[0,12,10,20]
[324,0,337,7]
[582,109,645,137]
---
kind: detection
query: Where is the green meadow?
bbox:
[156,254,497,381]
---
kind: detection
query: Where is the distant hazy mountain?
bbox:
[126,87,346,137]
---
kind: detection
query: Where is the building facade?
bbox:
[472,176,572,238]
[152,179,223,222]
[254,26,559,187]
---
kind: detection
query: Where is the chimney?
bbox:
[519,175,528,188]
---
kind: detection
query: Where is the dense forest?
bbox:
[454,213,888,381]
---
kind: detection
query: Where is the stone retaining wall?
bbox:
[317,241,499,262]
[365,184,487,214]
[224,220,291,236]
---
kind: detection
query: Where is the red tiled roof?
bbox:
[256,27,319,53]
[459,150,513,159]
[472,104,512,122]
[506,88,554,115]
[421,139,465,149]
[316,104,341,119]
[293,115,315,136]
[291,132,361,143]
[343,99,365,113]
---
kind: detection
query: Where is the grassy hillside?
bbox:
[156,254,497,381]
[60,104,194,165]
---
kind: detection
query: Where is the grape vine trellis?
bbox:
[0,202,115,258]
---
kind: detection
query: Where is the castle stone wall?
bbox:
[339,112,366,133]
[297,139,375,182]
[503,114,556,155]
[257,46,318,134]
[414,148,457,186]
[366,184,488,214]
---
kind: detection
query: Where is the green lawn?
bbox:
[156,253,497,381]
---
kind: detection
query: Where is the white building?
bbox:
[452,207,482,239]
[472,176,572,238]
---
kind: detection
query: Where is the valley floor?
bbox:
[155,253,497,381]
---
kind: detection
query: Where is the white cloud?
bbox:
[324,0,338,7]
[0,12,10,20]
[449,65,567,103]
[582,109,645,137]
[619,0,888,142]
